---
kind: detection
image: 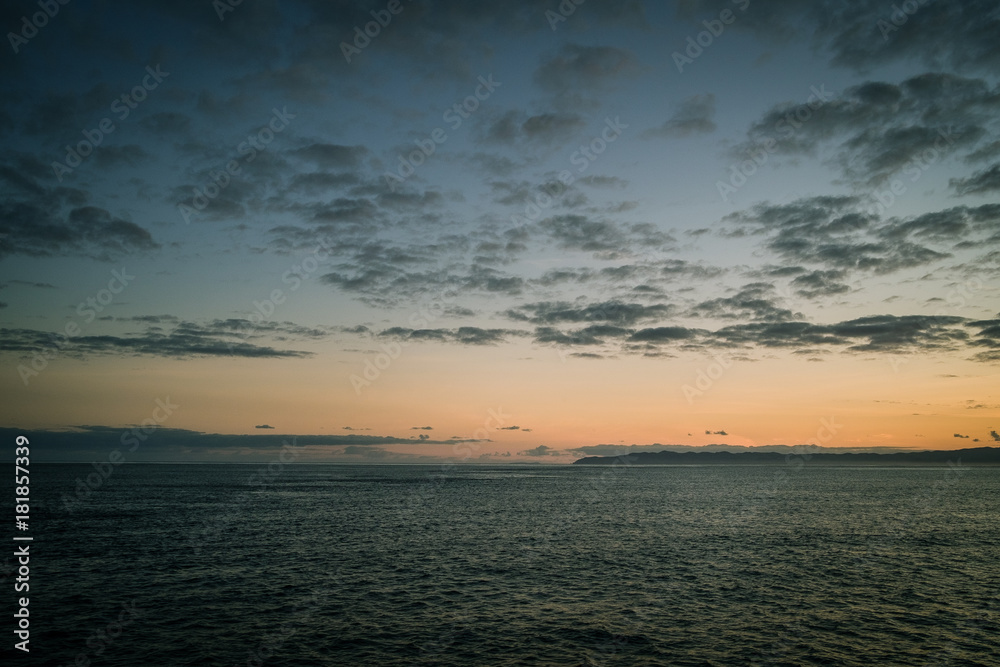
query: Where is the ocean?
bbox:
[8,463,999,666]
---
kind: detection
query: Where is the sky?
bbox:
[1,0,999,462]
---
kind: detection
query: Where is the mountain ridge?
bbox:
[573,446,1000,465]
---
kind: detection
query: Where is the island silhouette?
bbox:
[573,446,1000,465]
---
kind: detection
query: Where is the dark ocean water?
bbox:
[5,463,999,666]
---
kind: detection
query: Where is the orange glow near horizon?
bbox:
[3,340,996,456]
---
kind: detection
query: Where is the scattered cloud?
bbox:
[0,319,328,360]
[0,161,159,259]
[735,73,998,185]
[378,327,529,346]
[643,94,716,138]
[520,444,559,457]
[951,162,1000,196]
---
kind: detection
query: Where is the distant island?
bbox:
[573,446,1000,465]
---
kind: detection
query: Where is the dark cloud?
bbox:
[186,197,251,223]
[964,141,1000,164]
[0,203,159,260]
[735,73,997,184]
[951,162,1000,196]
[116,314,182,324]
[0,426,483,461]
[511,312,986,359]
[410,426,434,430]
[489,177,585,208]
[505,260,725,309]
[686,283,800,321]
[628,326,700,343]
[522,113,586,142]
[578,175,628,189]
[139,112,192,135]
[289,171,362,195]
[378,327,528,346]
[534,44,639,109]
[723,196,987,275]
[711,315,970,354]
[92,145,150,170]
[677,1,1000,74]
[0,319,326,360]
[643,94,716,138]
[1,280,56,289]
[18,83,114,137]
[520,444,558,457]
[966,317,1000,362]
[537,214,675,257]
[482,111,587,146]
[790,270,851,298]
[289,143,368,169]
[535,324,635,347]
[659,259,727,281]
[468,152,523,177]
[505,300,673,326]
[255,424,275,429]
[319,247,531,307]
[0,162,159,259]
